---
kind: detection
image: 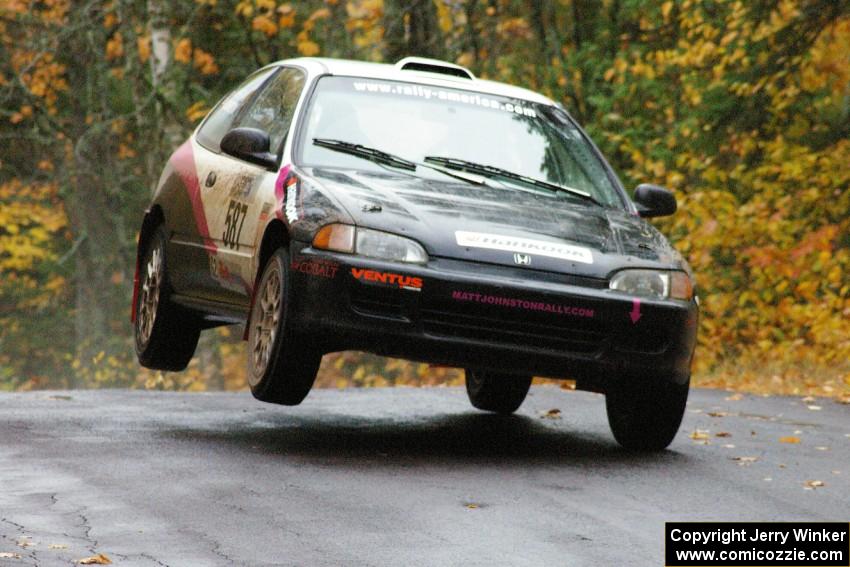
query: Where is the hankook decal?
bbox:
[284,178,300,224]
[451,290,595,318]
[273,165,302,224]
[351,268,423,291]
[455,231,593,264]
[291,258,339,279]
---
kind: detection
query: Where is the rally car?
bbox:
[132,57,698,450]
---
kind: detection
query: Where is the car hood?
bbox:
[303,167,685,279]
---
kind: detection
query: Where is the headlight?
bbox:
[313,224,428,264]
[609,269,693,300]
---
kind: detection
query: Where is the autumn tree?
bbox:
[1,0,848,396]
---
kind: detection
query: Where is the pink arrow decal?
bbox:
[629,298,642,324]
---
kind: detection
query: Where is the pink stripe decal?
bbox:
[172,141,217,253]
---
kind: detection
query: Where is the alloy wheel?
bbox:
[137,245,162,346]
[251,268,281,378]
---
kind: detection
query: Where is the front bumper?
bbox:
[289,242,698,390]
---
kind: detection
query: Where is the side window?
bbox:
[234,67,306,155]
[196,67,279,152]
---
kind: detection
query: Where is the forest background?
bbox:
[1,0,848,398]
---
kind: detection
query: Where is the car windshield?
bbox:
[297,76,625,208]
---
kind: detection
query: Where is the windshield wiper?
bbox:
[423,156,602,206]
[312,138,489,186]
[313,138,417,171]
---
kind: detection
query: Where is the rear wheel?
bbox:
[247,248,321,405]
[465,370,532,414]
[605,375,689,451]
[135,226,201,371]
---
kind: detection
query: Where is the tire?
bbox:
[605,375,690,451]
[247,247,321,405]
[465,369,532,414]
[135,226,201,371]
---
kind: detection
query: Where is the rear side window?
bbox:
[233,67,306,155]
[196,67,279,152]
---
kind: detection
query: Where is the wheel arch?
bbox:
[244,219,291,339]
[256,219,291,285]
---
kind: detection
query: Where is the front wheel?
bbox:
[247,248,321,405]
[465,370,532,414]
[605,375,689,451]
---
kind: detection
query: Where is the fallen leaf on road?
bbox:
[16,537,32,548]
[689,430,710,442]
[722,444,736,448]
[0,552,22,559]
[780,436,801,444]
[464,503,479,509]
[715,432,732,438]
[807,405,822,411]
[836,397,850,405]
[707,411,728,417]
[76,554,112,565]
[763,477,772,482]
[802,396,816,403]
[49,544,68,550]
[731,456,758,466]
[540,408,561,419]
[815,446,829,451]
[803,480,824,490]
[832,470,841,475]
[725,393,743,401]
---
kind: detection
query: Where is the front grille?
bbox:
[420,307,607,354]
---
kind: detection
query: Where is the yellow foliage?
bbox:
[252,15,278,37]
[185,101,209,122]
[173,38,192,64]
[297,38,320,56]
[193,48,218,75]
[137,35,150,63]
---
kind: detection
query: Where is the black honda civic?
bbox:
[132,56,698,450]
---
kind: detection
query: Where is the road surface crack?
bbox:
[1,517,28,533]
[140,552,171,566]
[74,508,99,554]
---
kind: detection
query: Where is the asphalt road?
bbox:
[1,387,848,566]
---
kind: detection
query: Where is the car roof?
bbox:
[274,57,556,106]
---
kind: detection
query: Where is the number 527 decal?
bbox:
[223,199,248,250]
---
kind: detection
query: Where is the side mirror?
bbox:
[220,127,277,169]
[634,184,677,218]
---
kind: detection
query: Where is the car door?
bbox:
[202,66,307,305]
[168,67,280,307]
